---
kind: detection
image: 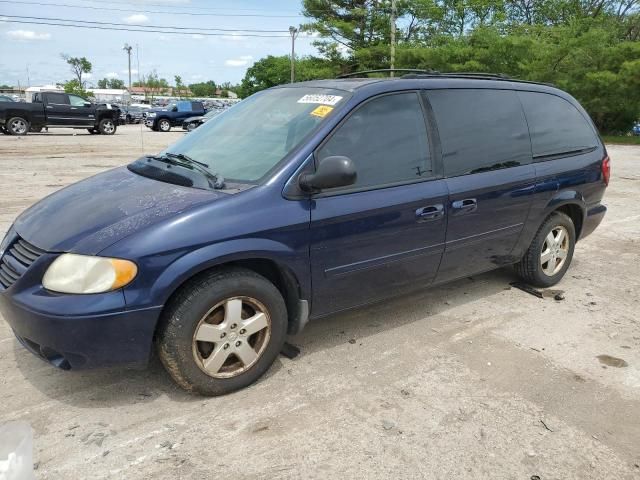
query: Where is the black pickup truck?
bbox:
[0,92,120,135]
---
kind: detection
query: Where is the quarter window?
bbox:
[46,93,70,105]
[317,92,431,190]
[518,91,598,159]
[427,89,531,177]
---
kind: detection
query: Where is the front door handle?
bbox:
[451,198,477,215]
[415,204,444,222]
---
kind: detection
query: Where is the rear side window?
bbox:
[191,102,204,111]
[176,101,192,112]
[317,92,431,190]
[46,93,69,105]
[518,92,598,159]
[427,89,531,177]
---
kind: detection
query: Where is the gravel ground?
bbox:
[0,126,639,479]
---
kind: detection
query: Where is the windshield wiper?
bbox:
[165,152,209,168]
[146,154,225,189]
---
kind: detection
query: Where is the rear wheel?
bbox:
[515,211,575,287]
[6,117,29,135]
[158,118,171,132]
[156,268,287,396]
[98,118,116,135]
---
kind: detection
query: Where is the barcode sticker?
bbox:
[297,94,343,106]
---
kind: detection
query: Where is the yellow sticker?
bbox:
[310,105,333,118]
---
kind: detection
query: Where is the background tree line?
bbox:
[239,0,640,133]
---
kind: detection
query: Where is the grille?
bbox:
[0,237,45,291]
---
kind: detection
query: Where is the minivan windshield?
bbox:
[163,87,349,182]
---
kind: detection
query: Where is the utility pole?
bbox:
[289,26,298,83]
[123,43,133,90]
[390,0,396,77]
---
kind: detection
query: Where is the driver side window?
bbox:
[68,95,87,107]
[316,92,432,190]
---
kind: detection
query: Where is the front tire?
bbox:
[6,117,29,135]
[156,268,287,396]
[515,211,575,287]
[98,118,116,135]
[158,119,171,132]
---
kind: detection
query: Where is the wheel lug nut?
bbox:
[223,343,229,349]
[230,324,237,329]
[235,341,241,347]
[239,329,246,335]
[220,332,226,338]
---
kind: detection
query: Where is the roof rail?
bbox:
[337,69,439,78]
[401,72,510,80]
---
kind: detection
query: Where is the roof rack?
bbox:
[337,69,439,79]
[401,72,511,80]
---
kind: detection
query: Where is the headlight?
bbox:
[43,254,137,294]
[147,112,156,117]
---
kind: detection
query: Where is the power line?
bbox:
[1,15,289,33]
[1,19,292,37]
[0,0,305,18]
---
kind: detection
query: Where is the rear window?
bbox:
[518,92,598,159]
[427,89,531,177]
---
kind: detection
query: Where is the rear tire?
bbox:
[6,117,29,135]
[514,211,575,287]
[98,118,116,135]
[156,267,287,396]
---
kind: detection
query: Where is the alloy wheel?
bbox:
[192,297,271,379]
[10,118,27,135]
[540,225,570,276]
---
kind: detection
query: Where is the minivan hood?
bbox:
[14,167,222,254]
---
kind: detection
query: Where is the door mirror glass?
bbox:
[83,101,91,107]
[300,156,357,191]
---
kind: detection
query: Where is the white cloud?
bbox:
[121,69,138,75]
[6,30,51,41]
[225,55,253,67]
[222,32,247,42]
[105,72,119,79]
[191,34,204,39]
[83,73,93,79]
[123,14,150,24]
[190,74,203,80]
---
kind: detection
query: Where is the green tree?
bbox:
[61,54,92,89]
[61,79,89,97]
[238,55,339,97]
[97,78,125,89]
[188,80,217,97]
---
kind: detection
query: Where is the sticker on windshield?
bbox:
[310,105,333,118]
[297,94,343,106]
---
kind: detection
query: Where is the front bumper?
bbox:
[0,291,161,370]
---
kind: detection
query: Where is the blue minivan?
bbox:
[0,73,609,395]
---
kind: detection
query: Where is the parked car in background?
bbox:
[119,105,145,124]
[0,74,609,396]
[182,109,223,131]
[0,92,120,135]
[633,122,640,136]
[144,101,206,132]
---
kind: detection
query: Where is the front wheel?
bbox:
[514,211,575,287]
[156,268,287,396]
[6,117,29,135]
[158,119,171,132]
[98,118,116,135]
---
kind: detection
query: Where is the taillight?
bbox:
[601,155,611,186]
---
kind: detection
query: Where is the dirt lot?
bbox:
[0,126,639,479]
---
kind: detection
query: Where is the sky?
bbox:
[0,0,321,88]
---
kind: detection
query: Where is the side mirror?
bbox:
[300,156,357,192]
[172,106,178,112]
[83,102,91,107]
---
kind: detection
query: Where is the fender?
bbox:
[122,237,310,309]
[511,189,586,259]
